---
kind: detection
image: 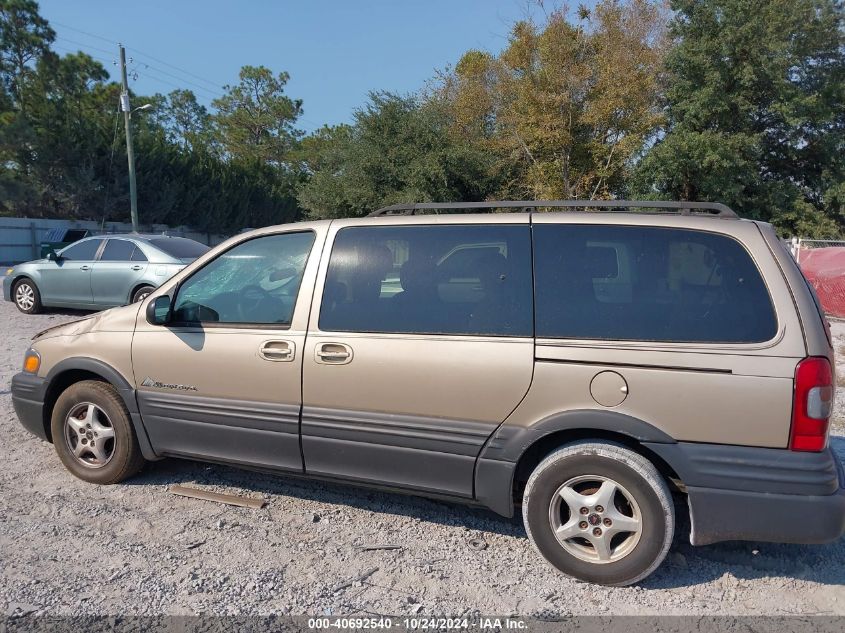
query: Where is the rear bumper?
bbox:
[11,372,49,441]
[686,480,845,545]
[648,441,845,545]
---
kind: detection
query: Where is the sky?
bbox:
[36,0,581,134]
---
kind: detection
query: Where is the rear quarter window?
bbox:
[533,225,778,344]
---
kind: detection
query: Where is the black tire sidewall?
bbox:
[13,279,41,314]
[50,382,140,484]
[525,453,669,586]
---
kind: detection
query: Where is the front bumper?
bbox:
[11,372,49,441]
[2,274,12,302]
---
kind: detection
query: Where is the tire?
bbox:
[13,278,43,314]
[50,380,145,484]
[522,441,674,586]
[131,285,155,304]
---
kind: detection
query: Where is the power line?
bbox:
[54,36,116,58]
[128,47,223,91]
[51,20,224,95]
[131,60,223,98]
[51,44,115,68]
[49,20,118,45]
[140,69,222,100]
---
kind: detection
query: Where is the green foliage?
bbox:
[212,66,303,165]
[635,0,845,237]
[1,0,843,237]
[296,92,500,218]
[0,1,303,231]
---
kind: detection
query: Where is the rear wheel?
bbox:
[522,441,674,586]
[13,278,42,314]
[131,285,155,304]
[50,380,145,484]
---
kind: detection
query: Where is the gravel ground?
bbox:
[1,295,843,618]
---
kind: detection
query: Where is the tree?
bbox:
[439,0,667,200]
[212,65,303,165]
[635,0,845,237]
[156,89,213,152]
[296,92,500,218]
[0,0,54,108]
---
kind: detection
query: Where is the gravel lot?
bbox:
[1,294,843,618]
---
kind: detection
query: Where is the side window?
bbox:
[533,225,778,343]
[100,239,136,261]
[130,247,148,262]
[60,239,103,261]
[171,231,315,326]
[319,225,533,336]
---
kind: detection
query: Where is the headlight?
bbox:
[23,349,41,374]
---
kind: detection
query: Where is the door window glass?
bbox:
[59,239,103,261]
[130,247,148,262]
[172,231,315,325]
[533,225,778,343]
[100,239,136,261]
[319,225,533,336]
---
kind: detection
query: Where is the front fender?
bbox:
[43,357,158,460]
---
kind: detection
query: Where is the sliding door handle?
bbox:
[315,343,353,365]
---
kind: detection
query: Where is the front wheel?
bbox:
[522,441,674,586]
[13,278,43,314]
[50,380,146,484]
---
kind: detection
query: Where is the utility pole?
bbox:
[119,44,139,233]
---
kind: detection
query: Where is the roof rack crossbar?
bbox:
[369,199,738,218]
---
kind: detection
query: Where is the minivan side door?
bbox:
[91,238,148,306]
[131,227,326,471]
[301,218,535,497]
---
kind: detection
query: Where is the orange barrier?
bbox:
[799,247,845,318]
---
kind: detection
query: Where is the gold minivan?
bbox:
[11,201,845,586]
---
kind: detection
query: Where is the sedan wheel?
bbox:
[13,279,42,314]
[131,286,155,303]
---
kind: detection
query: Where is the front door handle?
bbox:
[315,342,353,365]
[80,265,90,271]
[258,340,295,362]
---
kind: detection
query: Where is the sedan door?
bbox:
[91,239,148,306]
[39,238,103,306]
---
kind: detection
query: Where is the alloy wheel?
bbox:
[15,283,35,311]
[63,402,116,469]
[548,474,642,564]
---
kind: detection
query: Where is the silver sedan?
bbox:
[3,234,210,314]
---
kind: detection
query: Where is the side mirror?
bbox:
[46,250,59,262]
[146,295,172,326]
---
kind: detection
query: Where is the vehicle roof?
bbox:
[80,233,197,242]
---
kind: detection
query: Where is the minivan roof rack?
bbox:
[369,200,738,219]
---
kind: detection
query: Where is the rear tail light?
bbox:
[790,357,833,451]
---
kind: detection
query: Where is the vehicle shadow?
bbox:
[127,436,845,589]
